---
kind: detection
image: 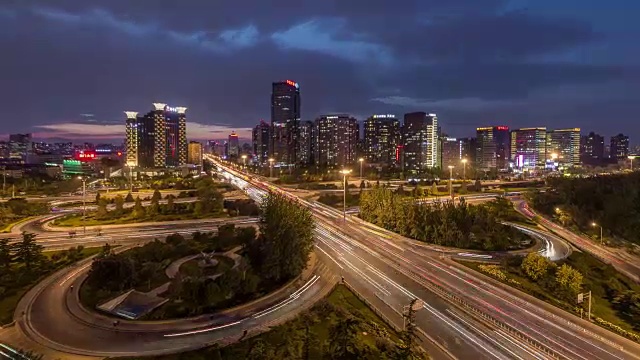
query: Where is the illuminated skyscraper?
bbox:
[510,127,547,169]
[8,133,32,164]
[228,132,239,159]
[476,126,510,170]
[440,136,463,170]
[363,114,401,167]
[546,128,580,167]
[270,80,301,164]
[315,115,359,168]
[124,103,187,169]
[188,141,203,166]
[252,121,270,164]
[298,120,315,165]
[402,112,439,175]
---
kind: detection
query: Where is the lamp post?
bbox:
[448,165,454,200]
[628,156,635,171]
[241,154,247,169]
[591,222,603,244]
[358,158,364,180]
[461,158,467,183]
[340,169,352,221]
[268,158,275,178]
[78,176,87,234]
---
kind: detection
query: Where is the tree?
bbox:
[521,253,553,281]
[132,197,145,218]
[555,264,583,297]
[124,192,135,203]
[12,232,43,270]
[0,238,12,272]
[359,180,365,189]
[114,195,125,212]
[396,299,423,360]
[95,192,101,203]
[248,193,314,285]
[151,189,162,203]
[165,194,176,213]
[96,198,109,218]
[86,254,137,291]
[65,245,84,263]
[327,317,364,359]
[431,182,438,196]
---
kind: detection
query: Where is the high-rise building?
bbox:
[315,115,359,168]
[270,80,301,164]
[0,141,9,159]
[580,132,605,164]
[440,136,462,170]
[546,128,581,167]
[363,114,401,167]
[459,137,477,167]
[475,126,510,170]
[402,112,439,175]
[9,133,32,163]
[252,121,270,164]
[298,120,315,165]
[188,141,203,166]
[610,133,630,160]
[228,132,239,159]
[164,106,188,167]
[124,103,187,168]
[510,127,547,169]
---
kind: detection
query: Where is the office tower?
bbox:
[270,80,301,164]
[475,126,510,170]
[188,141,203,166]
[546,128,581,167]
[124,103,187,169]
[9,133,32,163]
[0,141,9,159]
[459,137,477,167]
[510,127,547,169]
[252,121,270,164]
[228,132,239,159]
[164,106,188,167]
[402,112,439,175]
[580,132,605,165]
[610,133,630,160]
[440,136,462,170]
[315,115,359,168]
[298,120,315,165]
[363,114,401,167]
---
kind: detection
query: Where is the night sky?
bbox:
[1,1,638,142]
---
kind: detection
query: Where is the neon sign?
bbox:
[372,114,396,119]
[165,106,178,112]
[285,80,299,88]
[76,151,96,160]
[496,126,509,131]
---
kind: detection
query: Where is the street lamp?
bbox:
[78,176,87,234]
[268,158,275,178]
[461,158,468,183]
[340,169,352,221]
[241,154,247,169]
[628,156,635,171]
[358,158,364,180]
[591,222,603,244]
[448,166,454,200]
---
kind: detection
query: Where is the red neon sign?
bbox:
[76,151,96,160]
[285,80,298,88]
[496,126,509,131]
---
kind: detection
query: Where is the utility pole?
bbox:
[448,166,454,200]
[79,177,87,234]
[340,169,352,222]
[358,158,364,179]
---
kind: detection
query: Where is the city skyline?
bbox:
[1,1,639,141]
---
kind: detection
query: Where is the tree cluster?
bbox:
[360,187,529,250]
[528,172,640,244]
[0,198,49,228]
[519,253,583,301]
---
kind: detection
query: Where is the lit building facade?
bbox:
[580,132,605,164]
[315,115,359,168]
[270,80,301,164]
[510,127,547,169]
[475,126,510,170]
[546,128,581,167]
[610,133,629,160]
[363,114,401,167]
[252,121,270,164]
[9,133,32,164]
[228,132,239,159]
[402,112,439,175]
[188,141,203,166]
[440,136,462,170]
[124,103,187,169]
[298,120,315,165]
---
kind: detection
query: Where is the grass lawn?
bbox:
[115,284,404,360]
[0,216,39,233]
[0,247,103,325]
[458,251,640,341]
[179,256,235,278]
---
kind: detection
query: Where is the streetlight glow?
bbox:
[340,169,352,221]
[358,158,364,179]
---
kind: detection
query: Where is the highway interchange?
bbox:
[0,159,639,359]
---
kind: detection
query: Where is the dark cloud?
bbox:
[0,0,637,141]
